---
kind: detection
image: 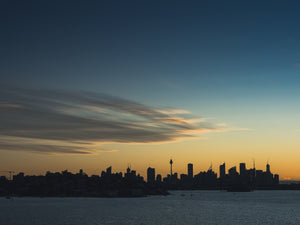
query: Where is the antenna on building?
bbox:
[252,158,255,169]
[208,162,212,171]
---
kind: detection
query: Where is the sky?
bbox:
[1,0,300,180]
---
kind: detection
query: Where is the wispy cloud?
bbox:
[0,102,23,108]
[156,109,190,115]
[0,86,245,154]
[0,136,117,155]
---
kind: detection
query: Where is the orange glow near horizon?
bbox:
[1,131,300,180]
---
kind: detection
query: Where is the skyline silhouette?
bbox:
[0,154,295,181]
[6,158,300,198]
[0,158,285,180]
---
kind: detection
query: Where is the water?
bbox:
[1,190,300,225]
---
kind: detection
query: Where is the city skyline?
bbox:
[4,159,279,184]
[0,159,284,199]
[1,157,279,182]
[2,1,300,180]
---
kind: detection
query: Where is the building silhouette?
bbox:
[188,163,193,178]
[266,163,270,173]
[156,174,162,183]
[106,166,112,175]
[228,166,238,176]
[219,163,225,180]
[147,167,155,184]
[240,163,246,177]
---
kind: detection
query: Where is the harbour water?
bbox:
[1,190,300,225]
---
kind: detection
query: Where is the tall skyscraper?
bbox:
[188,163,193,178]
[147,167,155,183]
[219,163,225,179]
[106,166,112,175]
[266,163,270,174]
[240,163,246,176]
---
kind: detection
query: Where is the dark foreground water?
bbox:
[1,190,300,225]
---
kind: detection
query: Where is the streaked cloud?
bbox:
[0,102,23,108]
[156,109,190,115]
[0,136,117,155]
[0,86,244,154]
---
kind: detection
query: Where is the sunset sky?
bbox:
[1,0,300,180]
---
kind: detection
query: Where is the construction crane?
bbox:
[0,171,15,181]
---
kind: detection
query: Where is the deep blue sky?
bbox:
[2,0,300,124]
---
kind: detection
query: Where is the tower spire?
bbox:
[170,158,173,176]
